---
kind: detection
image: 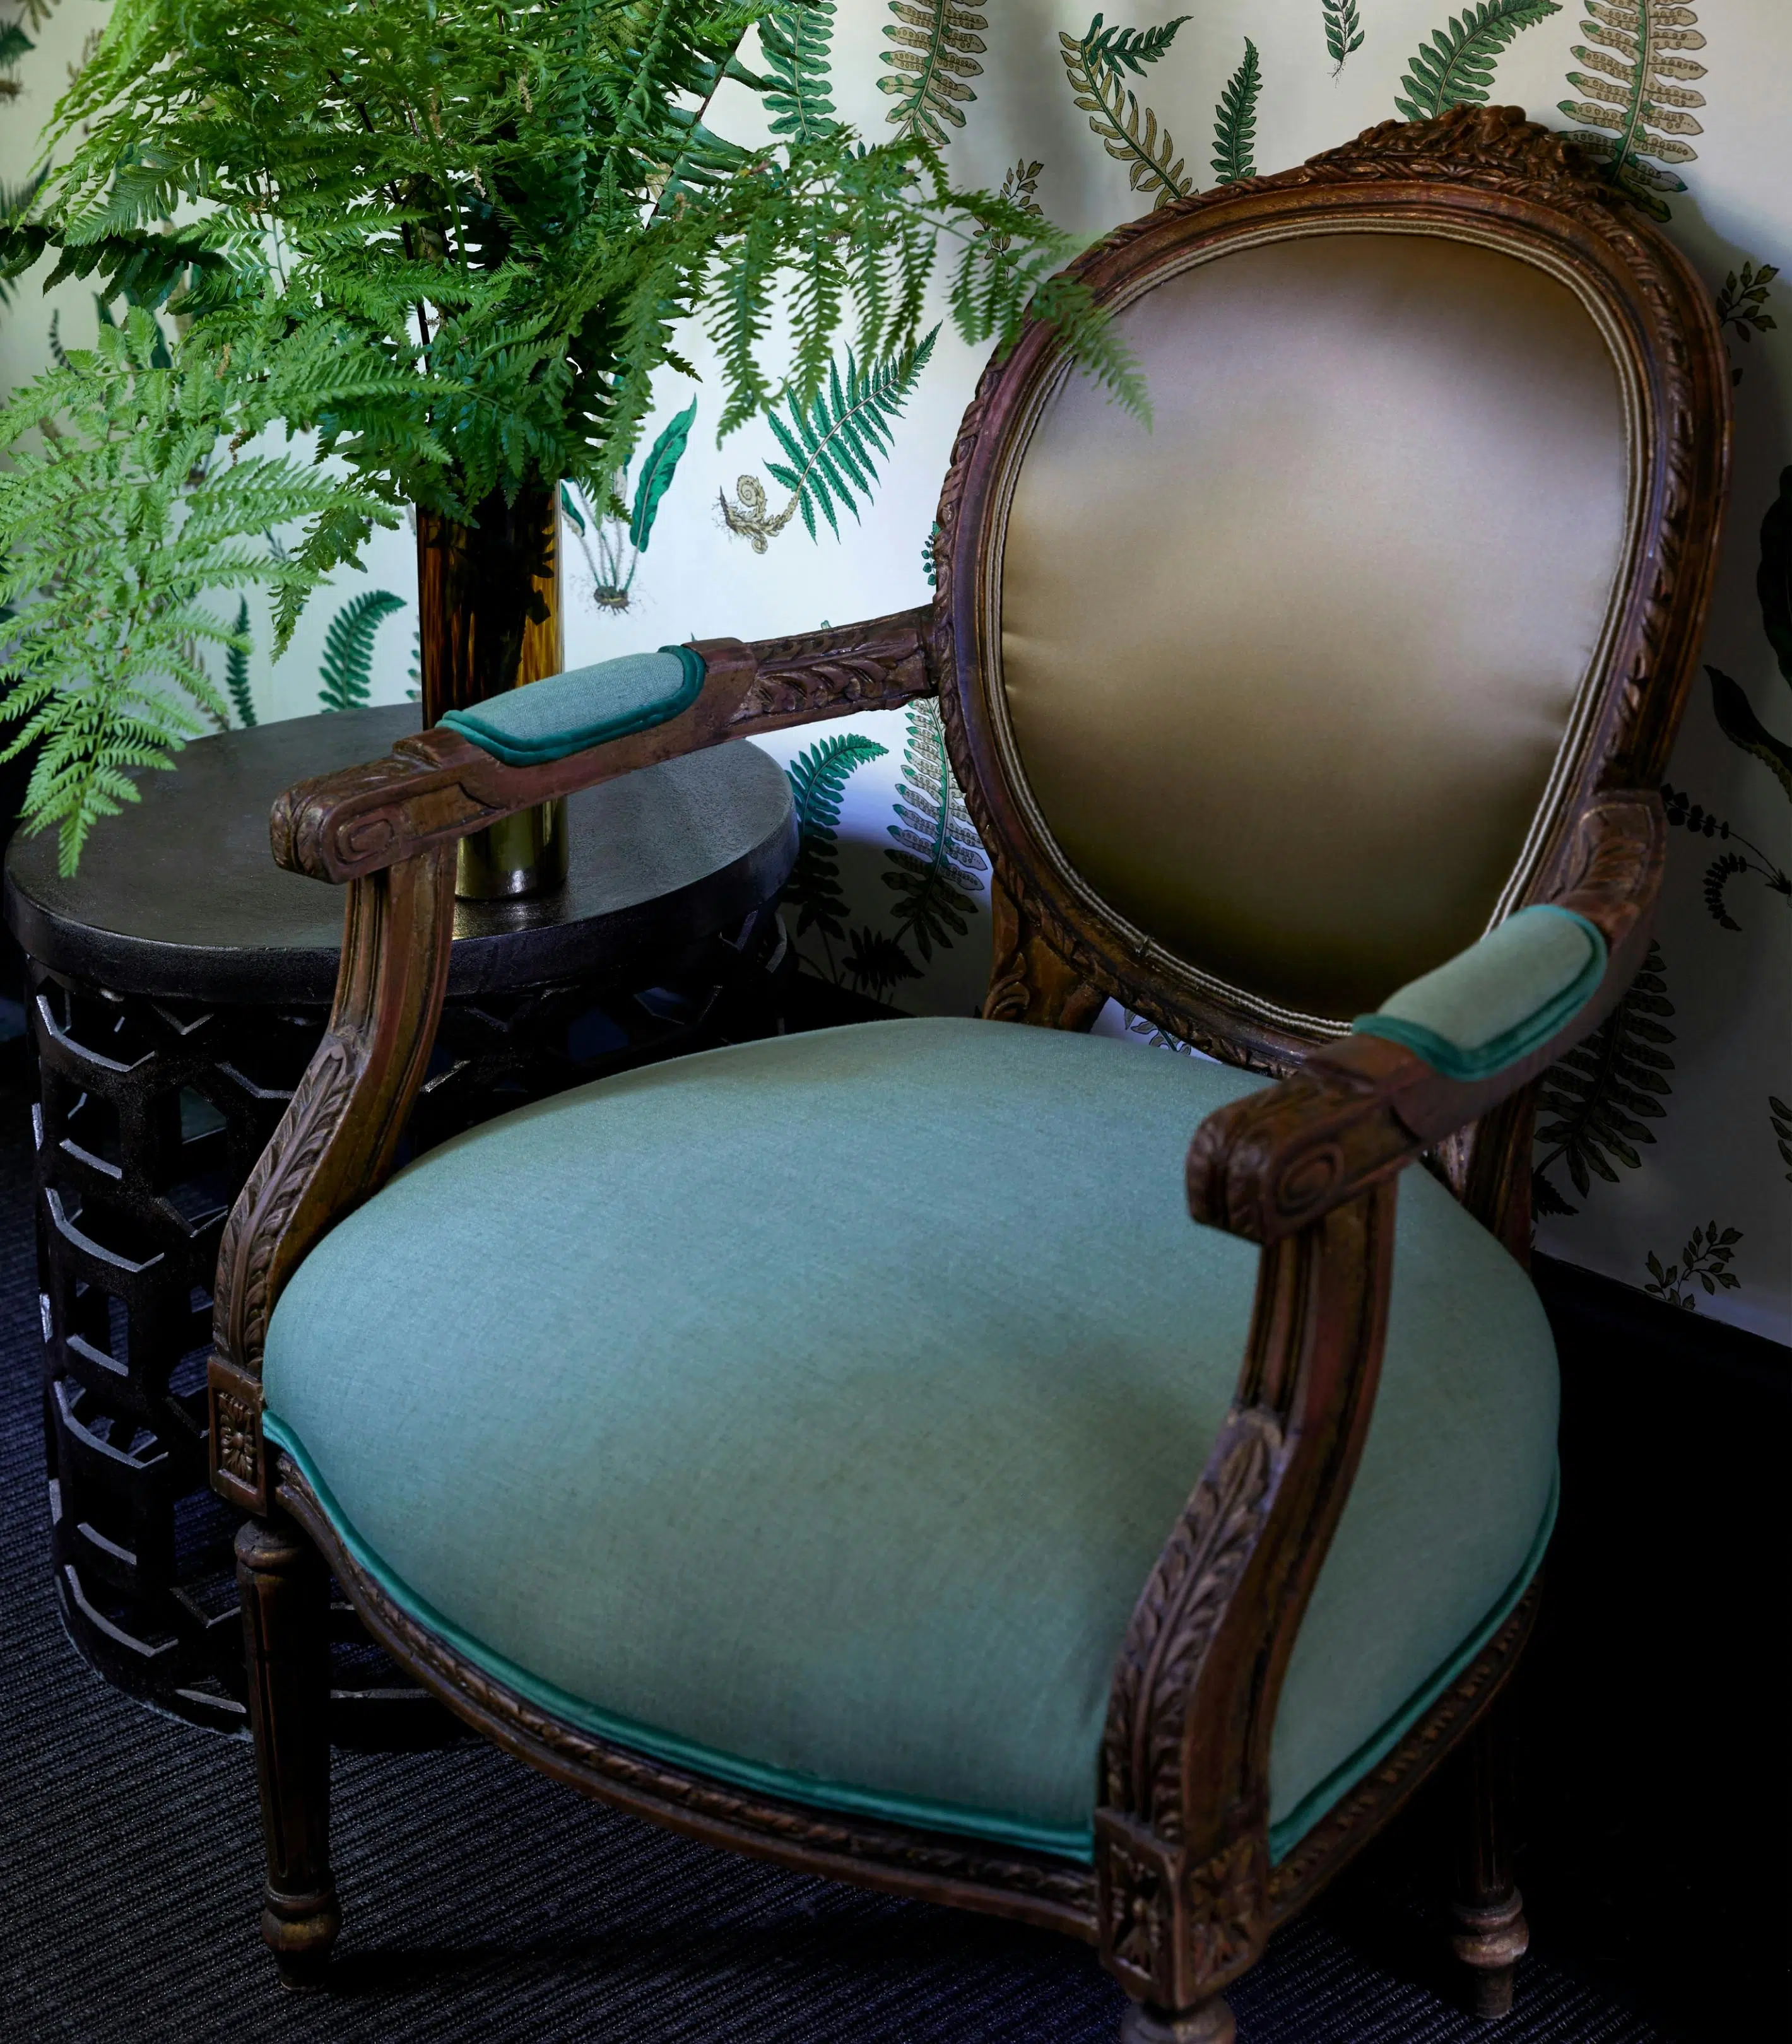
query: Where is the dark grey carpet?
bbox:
[0,1051,1671,2044]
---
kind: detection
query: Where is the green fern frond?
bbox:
[1558,0,1706,221]
[1395,0,1561,122]
[879,1,989,148]
[317,589,405,713]
[0,307,386,871]
[225,596,256,726]
[1531,939,1674,1216]
[784,730,888,943]
[729,327,938,546]
[881,698,986,961]
[1323,0,1365,73]
[760,2,837,144]
[1211,40,1261,185]
[1059,16,1193,211]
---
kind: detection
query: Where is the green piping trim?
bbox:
[1266,1464,1557,1863]
[1352,909,1606,1083]
[439,645,705,767]
[262,1418,1557,1871]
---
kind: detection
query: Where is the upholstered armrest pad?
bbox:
[1350,905,1607,1083]
[438,646,707,766]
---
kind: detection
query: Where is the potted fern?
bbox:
[4,1,1132,890]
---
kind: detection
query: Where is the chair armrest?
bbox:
[1186,790,1665,1244]
[271,607,934,883]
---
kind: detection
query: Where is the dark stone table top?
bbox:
[4,705,796,1005]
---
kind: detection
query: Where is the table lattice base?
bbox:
[32,909,790,1740]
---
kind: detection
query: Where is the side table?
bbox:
[5,705,796,1742]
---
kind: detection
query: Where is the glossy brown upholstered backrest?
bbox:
[933,109,1730,1073]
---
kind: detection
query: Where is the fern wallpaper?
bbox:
[2,3,1786,1343]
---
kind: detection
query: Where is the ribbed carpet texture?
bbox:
[0,1058,1669,2043]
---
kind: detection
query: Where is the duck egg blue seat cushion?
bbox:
[263,1018,1557,1862]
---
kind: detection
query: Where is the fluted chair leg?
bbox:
[236,1517,341,1990]
[1449,1696,1528,2019]
[1120,1993,1236,2043]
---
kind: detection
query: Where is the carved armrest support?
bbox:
[1095,791,1664,2006]
[208,850,457,1514]
[1187,791,1665,1244]
[274,608,934,883]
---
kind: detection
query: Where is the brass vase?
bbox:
[417,481,569,900]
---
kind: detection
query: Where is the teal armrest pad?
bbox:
[1352,905,1606,1083]
[437,645,705,766]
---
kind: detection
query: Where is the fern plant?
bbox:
[1323,0,1365,74]
[224,596,256,727]
[721,330,938,548]
[1532,940,1674,1217]
[1211,41,1263,187]
[782,731,888,977]
[1060,12,1194,212]
[879,1,990,148]
[882,698,986,961]
[4,0,1129,610]
[1559,1,1706,221]
[0,308,379,871]
[317,590,406,714]
[1396,1,1562,121]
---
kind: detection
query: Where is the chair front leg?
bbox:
[236,1517,339,1990]
[1120,1992,1237,2042]
[1447,1689,1529,2019]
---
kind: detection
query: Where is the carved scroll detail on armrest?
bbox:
[269,608,934,883]
[208,849,456,1512]
[1187,790,1666,1244]
[729,607,934,727]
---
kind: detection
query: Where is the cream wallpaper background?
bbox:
[3,3,1786,1341]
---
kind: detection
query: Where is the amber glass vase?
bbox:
[416,481,567,899]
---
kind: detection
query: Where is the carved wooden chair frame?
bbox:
[206,110,1728,2041]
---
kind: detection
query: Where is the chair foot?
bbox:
[1449,1689,1528,2021]
[263,1881,341,1993]
[237,1517,340,1989]
[1119,1994,1235,2044]
[1450,1888,1526,2020]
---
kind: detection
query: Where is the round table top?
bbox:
[4,705,796,1005]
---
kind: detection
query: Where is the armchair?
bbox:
[206,109,1729,2041]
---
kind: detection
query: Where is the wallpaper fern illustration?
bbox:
[880,1,989,147]
[1395,0,1561,120]
[317,590,406,715]
[1532,942,1675,1216]
[762,1,839,146]
[1323,0,1366,73]
[1211,41,1262,187]
[721,332,938,550]
[782,732,888,968]
[224,598,256,728]
[1060,13,1194,211]
[1559,1,1706,220]
[883,699,987,963]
